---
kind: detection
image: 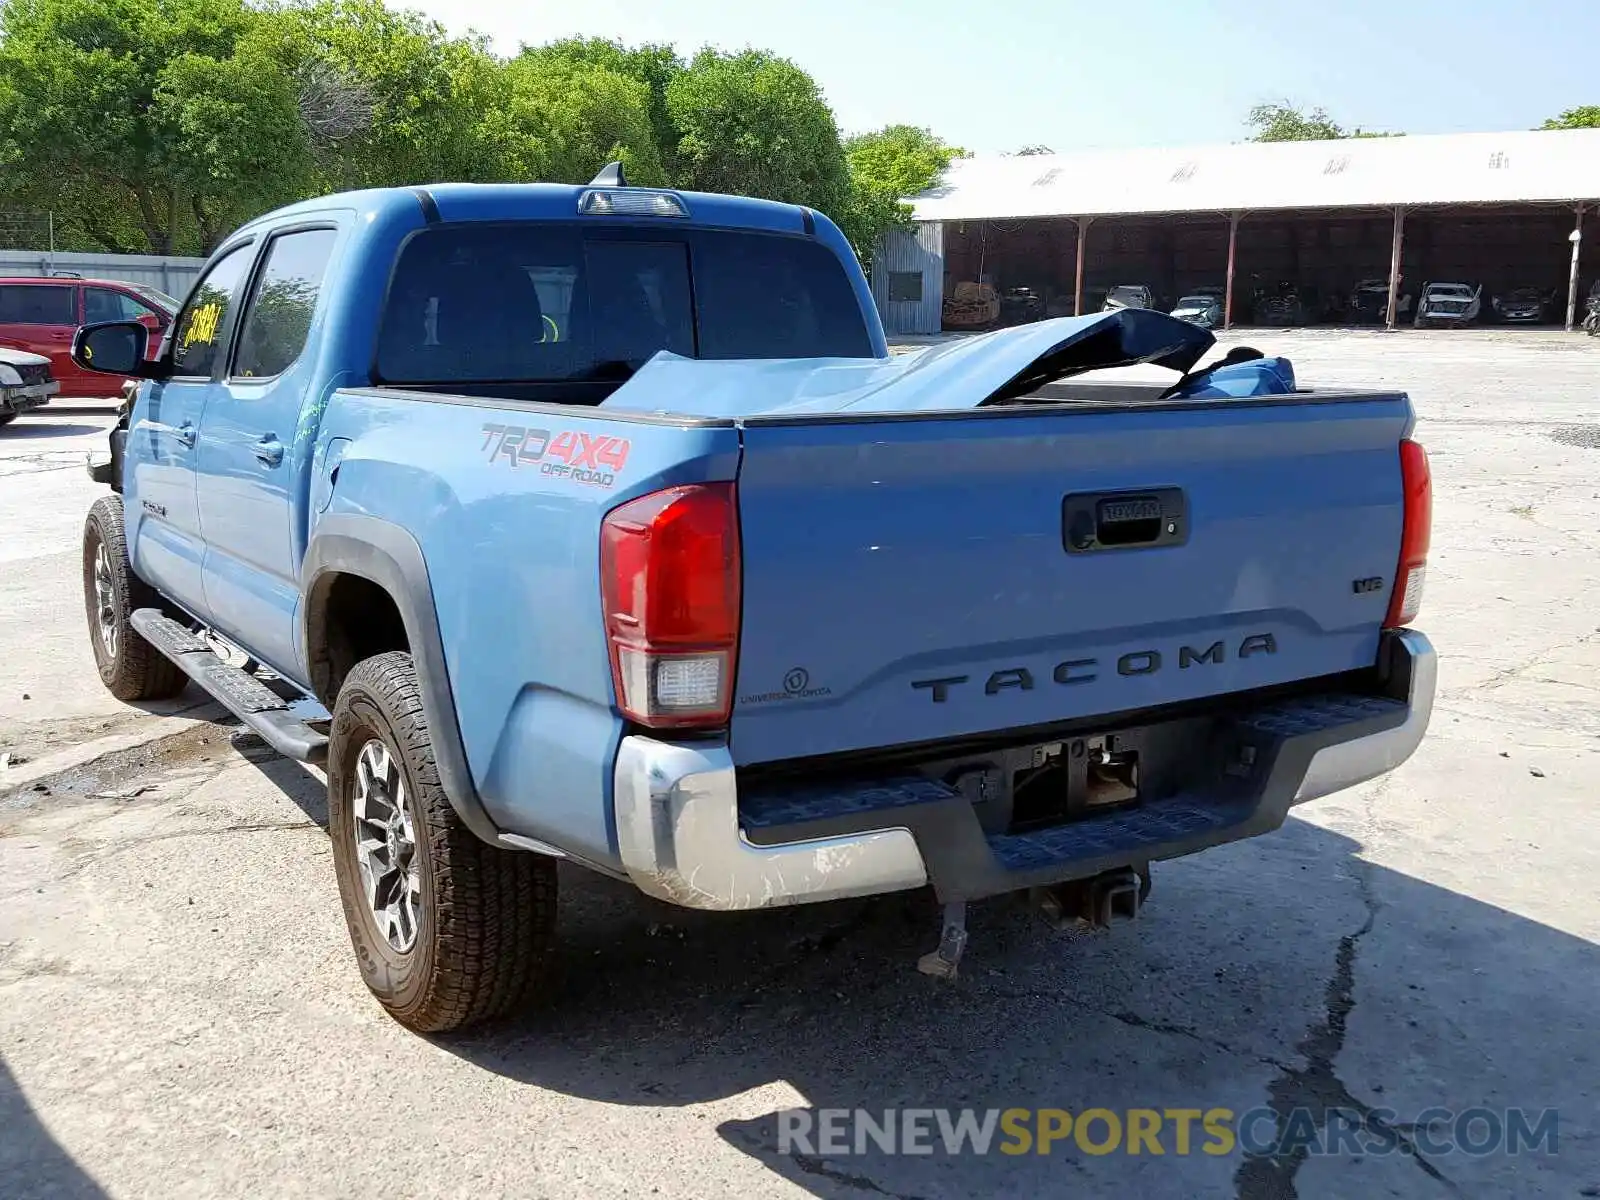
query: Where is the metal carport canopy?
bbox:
[910,128,1600,222]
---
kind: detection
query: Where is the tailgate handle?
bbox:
[1063,488,1187,553]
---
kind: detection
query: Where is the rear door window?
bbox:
[0,284,75,325]
[231,227,339,379]
[376,222,871,388]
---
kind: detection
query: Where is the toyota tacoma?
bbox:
[70,167,1437,1031]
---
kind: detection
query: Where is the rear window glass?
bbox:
[375,223,872,386]
[0,284,74,324]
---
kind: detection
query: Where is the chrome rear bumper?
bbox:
[613,630,1436,910]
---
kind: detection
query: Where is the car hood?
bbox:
[0,346,50,368]
[600,309,1216,419]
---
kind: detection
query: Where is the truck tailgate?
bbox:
[729,397,1412,766]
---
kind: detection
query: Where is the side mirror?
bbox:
[72,321,164,379]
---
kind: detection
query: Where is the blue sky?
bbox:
[411,0,1594,154]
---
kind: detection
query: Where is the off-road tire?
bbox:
[328,652,557,1033]
[82,494,187,701]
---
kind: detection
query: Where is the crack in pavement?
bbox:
[1465,628,1600,696]
[723,1125,934,1200]
[2,819,325,899]
[978,981,1293,1071]
[1232,866,1459,1200]
[788,1153,933,1200]
[1105,1008,1292,1073]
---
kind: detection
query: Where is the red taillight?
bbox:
[600,483,741,729]
[1384,439,1432,629]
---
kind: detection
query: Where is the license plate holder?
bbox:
[1063,487,1187,553]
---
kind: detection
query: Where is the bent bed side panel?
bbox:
[307,388,742,867]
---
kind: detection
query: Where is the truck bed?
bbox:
[318,311,1414,864]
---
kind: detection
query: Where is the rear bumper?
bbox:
[614,630,1436,910]
[1293,630,1435,802]
[614,736,929,910]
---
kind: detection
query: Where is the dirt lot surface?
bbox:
[2,334,1598,1198]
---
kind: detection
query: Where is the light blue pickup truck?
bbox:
[73,167,1436,1032]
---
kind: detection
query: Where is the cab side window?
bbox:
[232,228,338,380]
[170,245,254,378]
[84,287,156,324]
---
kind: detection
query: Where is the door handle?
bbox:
[174,423,197,449]
[253,435,285,467]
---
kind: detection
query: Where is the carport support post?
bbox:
[1073,216,1092,316]
[1385,206,1407,331]
[1223,211,1241,329]
[1565,203,1585,332]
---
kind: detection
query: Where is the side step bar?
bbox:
[130,609,329,764]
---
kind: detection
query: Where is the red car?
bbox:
[0,275,178,398]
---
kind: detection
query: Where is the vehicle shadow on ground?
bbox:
[23,402,121,414]
[0,421,103,440]
[426,815,1597,1199]
[0,1058,106,1199]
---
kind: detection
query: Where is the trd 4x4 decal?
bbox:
[480,424,631,489]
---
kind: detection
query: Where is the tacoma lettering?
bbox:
[912,634,1277,702]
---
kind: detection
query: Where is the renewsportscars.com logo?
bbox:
[777,1106,1561,1160]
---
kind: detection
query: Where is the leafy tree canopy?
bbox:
[1246,101,1402,142]
[1540,106,1600,129]
[839,124,964,265]
[0,4,960,261]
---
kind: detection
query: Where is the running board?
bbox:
[129,609,329,764]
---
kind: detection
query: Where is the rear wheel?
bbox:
[82,495,187,701]
[328,652,558,1032]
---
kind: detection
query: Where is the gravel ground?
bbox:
[2,332,1598,1199]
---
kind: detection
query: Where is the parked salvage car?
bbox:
[1170,294,1223,328]
[1414,281,1481,327]
[1102,284,1155,312]
[1255,284,1307,327]
[0,345,58,426]
[1350,279,1389,324]
[1491,286,1555,324]
[0,275,177,397]
[998,286,1047,326]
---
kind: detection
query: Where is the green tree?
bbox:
[666,49,851,215]
[1540,106,1600,129]
[270,0,510,190]
[499,55,664,185]
[515,37,682,170]
[0,0,315,253]
[1246,102,1401,142]
[838,124,963,266]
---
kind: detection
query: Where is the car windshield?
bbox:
[1505,287,1542,300]
[130,285,179,315]
[1427,284,1473,297]
[375,222,873,388]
